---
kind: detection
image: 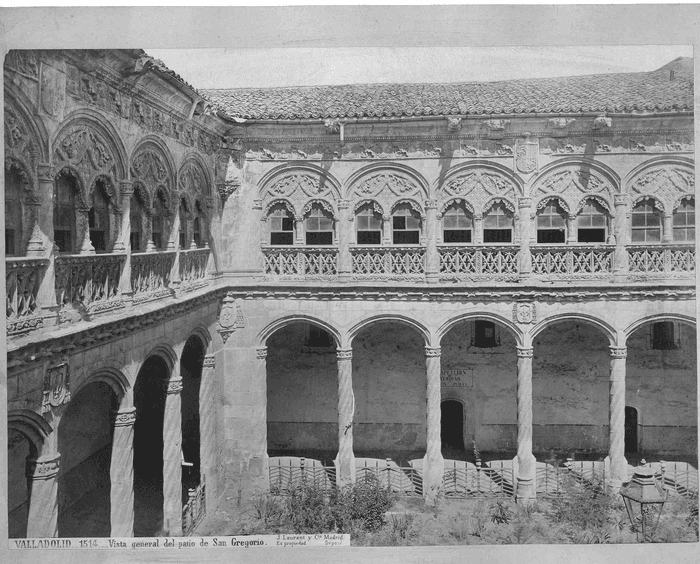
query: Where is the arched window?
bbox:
[442,202,473,243]
[152,190,167,250]
[53,172,78,254]
[577,199,608,243]
[88,180,110,252]
[268,204,294,245]
[392,204,421,245]
[536,200,566,244]
[483,202,513,243]
[355,203,382,245]
[631,200,662,243]
[5,167,23,257]
[130,193,143,252]
[304,205,334,245]
[179,198,188,248]
[673,198,695,242]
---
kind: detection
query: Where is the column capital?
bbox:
[167,378,183,395]
[120,180,134,195]
[26,454,61,480]
[425,199,439,210]
[112,407,136,427]
[516,346,534,358]
[518,197,533,208]
[609,346,627,359]
[37,163,56,182]
[425,346,441,357]
[338,199,351,210]
[256,346,268,360]
[336,348,353,360]
[203,354,215,369]
[613,194,630,207]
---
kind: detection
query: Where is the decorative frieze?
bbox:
[42,359,70,413]
[218,296,245,344]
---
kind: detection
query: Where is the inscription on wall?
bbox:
[441,369,474,388]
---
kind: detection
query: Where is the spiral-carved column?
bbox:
[110,407,135,536]
[335,348,356,487]
[162,376,183,536]
[25,453,61,538]
[199,355,216,494]
[423,346,444,505]
[516,346,536,502]
[609,346,628,492]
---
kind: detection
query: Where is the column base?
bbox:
[333,452,356,488]
[422,453,445,506]
[515,476,536,503]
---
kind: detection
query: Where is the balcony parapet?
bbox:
[262,246,338,279]
[6,257,50,336]
[179,247,211,293]
[531,245,615,280]
[439,245,519,282]
[55,253,126,323]
[131,251,176,304]
[351,245,426,280]
[628,244,695,279]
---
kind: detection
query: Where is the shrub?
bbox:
[550,475,618,530]
[490,500,515,524]
[389,513,416,541]
[251,491,283,527]
[284,484,334,533]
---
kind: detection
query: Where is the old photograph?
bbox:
[2,6,698,564]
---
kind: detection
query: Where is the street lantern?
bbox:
[619,459,668,542]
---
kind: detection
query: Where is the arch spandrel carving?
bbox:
[131,148,172,194]
[262,171,338,217]
[531,165,617,217]
[628,166,694,213]
[350,171,425,217]
[4,103,41,191]
[438,168,518,215]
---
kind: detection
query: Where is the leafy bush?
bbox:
[251,491,283,526]
[550,475,618,530]
[490,500,515,524]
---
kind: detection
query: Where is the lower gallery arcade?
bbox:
[7,297,698,538]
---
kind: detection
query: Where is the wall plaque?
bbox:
[441,369,474,388]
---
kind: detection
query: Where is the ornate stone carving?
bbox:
[629,166,694,213]
[593,115,612,129]
[26,454,61,480]
[202,355,215,369]
[167,378,183,394]
[5,105,39,180]
[324,119,341,133]
[54,124,118,188]
[263,172,337,218]
[42,359,70,413]
[351,172,425,219]
[5,50,39,79]
[609,347,627,359]
[218,296,245,343]
[514,135,538,174]
[425,346,441,357]
[483,119,510,139]
[131,149,170,192]
[548,117,576,130]
[440,168,517,215]
[39,63,66,117]
[336,348,353,361]
[513,301,536,324]
[516,346,534,358]
[256,347,268,360]
[532,165,615,216]
[447,116,462,131]
[113,407,137,427]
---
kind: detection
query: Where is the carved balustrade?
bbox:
[628,244,696,277]
[351,246,426,280]
[55,253,126,318]
[130,251,176,304]
[6,257,48,336]
[179,248,211,293]
[531,245,615,278]
[439,246,519,281]
[262,246,338,278]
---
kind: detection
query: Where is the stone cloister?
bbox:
[5,50,697,538]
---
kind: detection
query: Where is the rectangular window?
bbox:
[393,230,420,245]
[577,228,606,243]
[152,232,162,250]
[270,231,293,245]
[537,229,566,244]
[443,229,472,243]
[357,230,381,245]
[483,229,512,243]
[130,232,141,252]
[473,320,499,348]
[54,230,72,253]
[651,321,678,350]
[306,231,333,245]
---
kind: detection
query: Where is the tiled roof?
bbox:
[203,57,694,121]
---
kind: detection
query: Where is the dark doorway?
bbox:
[625,406,638,454]
[134,355,169,537]
[181,336,204,505]
[441,400,465,450]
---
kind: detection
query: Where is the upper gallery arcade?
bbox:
[4,50,696,539]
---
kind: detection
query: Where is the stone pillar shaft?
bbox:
[516,346,536,501]
[25,453,61,538]
[35,165,58,317]
[609,347,628,492]
[335,349,356,486]
[200,355,216,494]
[473,215,483,244]
[110,407,135,537]
[518,198,533,278]
[382,216,392,245]
[119,182,133,302]
[613,194,630,278]
[255,347,270,491]
[425,200,439,283]
[566,215,577,243]
[423,346,444,505]
[163,377,183,536]
[662,212,674,243]
[337,200,352,281]
[76,206,95,254]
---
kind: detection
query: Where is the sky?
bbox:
[146,46,693,90]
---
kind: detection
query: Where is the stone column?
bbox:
[516,346,536,502]
[162,375,183,536]
[254,347,270,491]
[382,215,392,245]
[337,199,353,282]
[425,199,440,283]
[294,215,304,245]
[662,212,674,244]
[566,214,577,244]
[110,406,135,537]
[608,346,628,492]
[76,205,95,254]
[118,181,134,305]
[34,165,59,324]
[169,203,181,294]
[25,453,61,538]
[473,214,483,244]
[199,354,217,495]
[613,194,630,281]
[335,348,356,487]
[518,198,533,280]
[423,346,444,505]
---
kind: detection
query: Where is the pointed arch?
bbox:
[131,136,177,199]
